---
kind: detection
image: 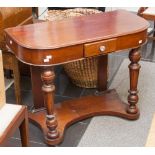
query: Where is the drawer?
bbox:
[84,38,117,57]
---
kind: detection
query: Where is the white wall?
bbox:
[38,7,48,19]
[106,7,139,12]
[38,7,47,16]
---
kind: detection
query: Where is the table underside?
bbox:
[29,89,139,145]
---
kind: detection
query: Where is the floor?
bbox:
[4,17,155,146]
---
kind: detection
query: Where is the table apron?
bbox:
[6,30,147,66]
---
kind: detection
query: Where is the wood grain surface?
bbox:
[5,10,149,50]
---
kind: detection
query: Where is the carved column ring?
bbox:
[128,63,141,70]
[42,85,55,93]
[128,94,139,103]
[46,118,58,129]
[128,90,138,94]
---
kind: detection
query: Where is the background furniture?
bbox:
[0,7,33,104]
[0,50,29,147]
[138,7,155,40]
[5,10,149,145]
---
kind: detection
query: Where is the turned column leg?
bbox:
[127,48,141,114]
[41,68,59,140]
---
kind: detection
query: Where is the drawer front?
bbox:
[116,30,147,50]
[84,38,117,57]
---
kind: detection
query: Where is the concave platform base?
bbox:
[29,89,139,146]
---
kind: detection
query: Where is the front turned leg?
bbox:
[41,68,59,140]
[127,48,141,114]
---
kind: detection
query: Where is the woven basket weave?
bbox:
[45,8,102,88]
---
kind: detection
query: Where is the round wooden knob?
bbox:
[99,46,106,52]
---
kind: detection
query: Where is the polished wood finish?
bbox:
[5,30,147,67]
[5,10,148,50]
[5,39,84,66]
[127,48,141,114]
[84,38,117,57]
[30,66,44,109]
[97,55,108,92]
[29,89,139,145]
[0,106,29,147]
[5,10,148,66]
[29,20,107,109]
[41,68,59,141]
[5,10,149,145]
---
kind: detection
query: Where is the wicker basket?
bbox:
[45,8,102,88]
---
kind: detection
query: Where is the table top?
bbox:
[5,10,149,50]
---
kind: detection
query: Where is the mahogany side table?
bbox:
[5,10,149,145]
